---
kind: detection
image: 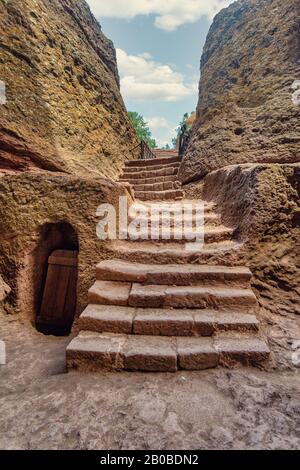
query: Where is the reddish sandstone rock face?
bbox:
[203,163,300,357]
[0,275,10,303]
[0,0,136,178]
[0,171,130,319]
[179,0,300,183]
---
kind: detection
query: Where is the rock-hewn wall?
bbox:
[179,0,300,183]
[203,164,300,297]
[0,173,132,321]
[0,0,137,325]
[0,0,136,178]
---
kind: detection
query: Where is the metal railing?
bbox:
[131,140,157,160]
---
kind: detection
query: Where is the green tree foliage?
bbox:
[128,112,157,148]
[171,137,178,149]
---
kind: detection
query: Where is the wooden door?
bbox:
[36,250,78,335]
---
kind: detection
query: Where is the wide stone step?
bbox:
[96,260,252,286]
[79,305,259,336]
[125,226,233,244]
[125,162,180,173]
[134,200,216,212]
[125,156,181,168]
[66,332,270,372]
[135,189,184,201]
[88,281,257,310]
[129,212,220,228]
[129,284,258,310]
[109,240,243,265]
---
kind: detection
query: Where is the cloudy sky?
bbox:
[86,0,233,147]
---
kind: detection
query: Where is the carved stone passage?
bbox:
[67,156,270,372]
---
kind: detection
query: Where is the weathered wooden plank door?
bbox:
[36,250,78,335]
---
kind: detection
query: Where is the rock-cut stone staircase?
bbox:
[118,156,184,201]
[67,155,270,372]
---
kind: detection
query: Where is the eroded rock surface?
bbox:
[179,0,300,183]
[0,0,136,178]
[0,275,10,303]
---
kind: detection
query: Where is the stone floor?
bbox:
[0,314,299,450]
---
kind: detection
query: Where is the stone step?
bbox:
[129,284,258,310]
[88,280,131,306]
[109,240,243,265]
[153,150,179,159]
[125,162,180,173]
[122,166,179,180]
[132,200,216,212]
[214,334,271,367]
[66,332,270,372]
[129,212,220,228]
[88,281,257,310]
[125,156,181,168]
[135,189,184,201]
[125,226,233,244]
[96,260,252,286]
[133,181,181,192]
[79,305,259,336]
[119,175,178,185]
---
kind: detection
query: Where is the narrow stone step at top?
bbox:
[96,260,252,286]
[119,175,178,185]
[125,162,180,173]
[79,304,259,336]
[109,239,243,265]
[153,150,179,159]
[135,189,184,201]
[66,332,270,372]
[88,280,257,310]
[122,166,179,180]
[125,156,181,168]
[127,226,233,244]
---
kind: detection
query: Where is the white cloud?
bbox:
[145,116,177,147]
[116,48,197,102]
[87,0,233,31]
[138,52,153,60]
[146,117,170,130]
